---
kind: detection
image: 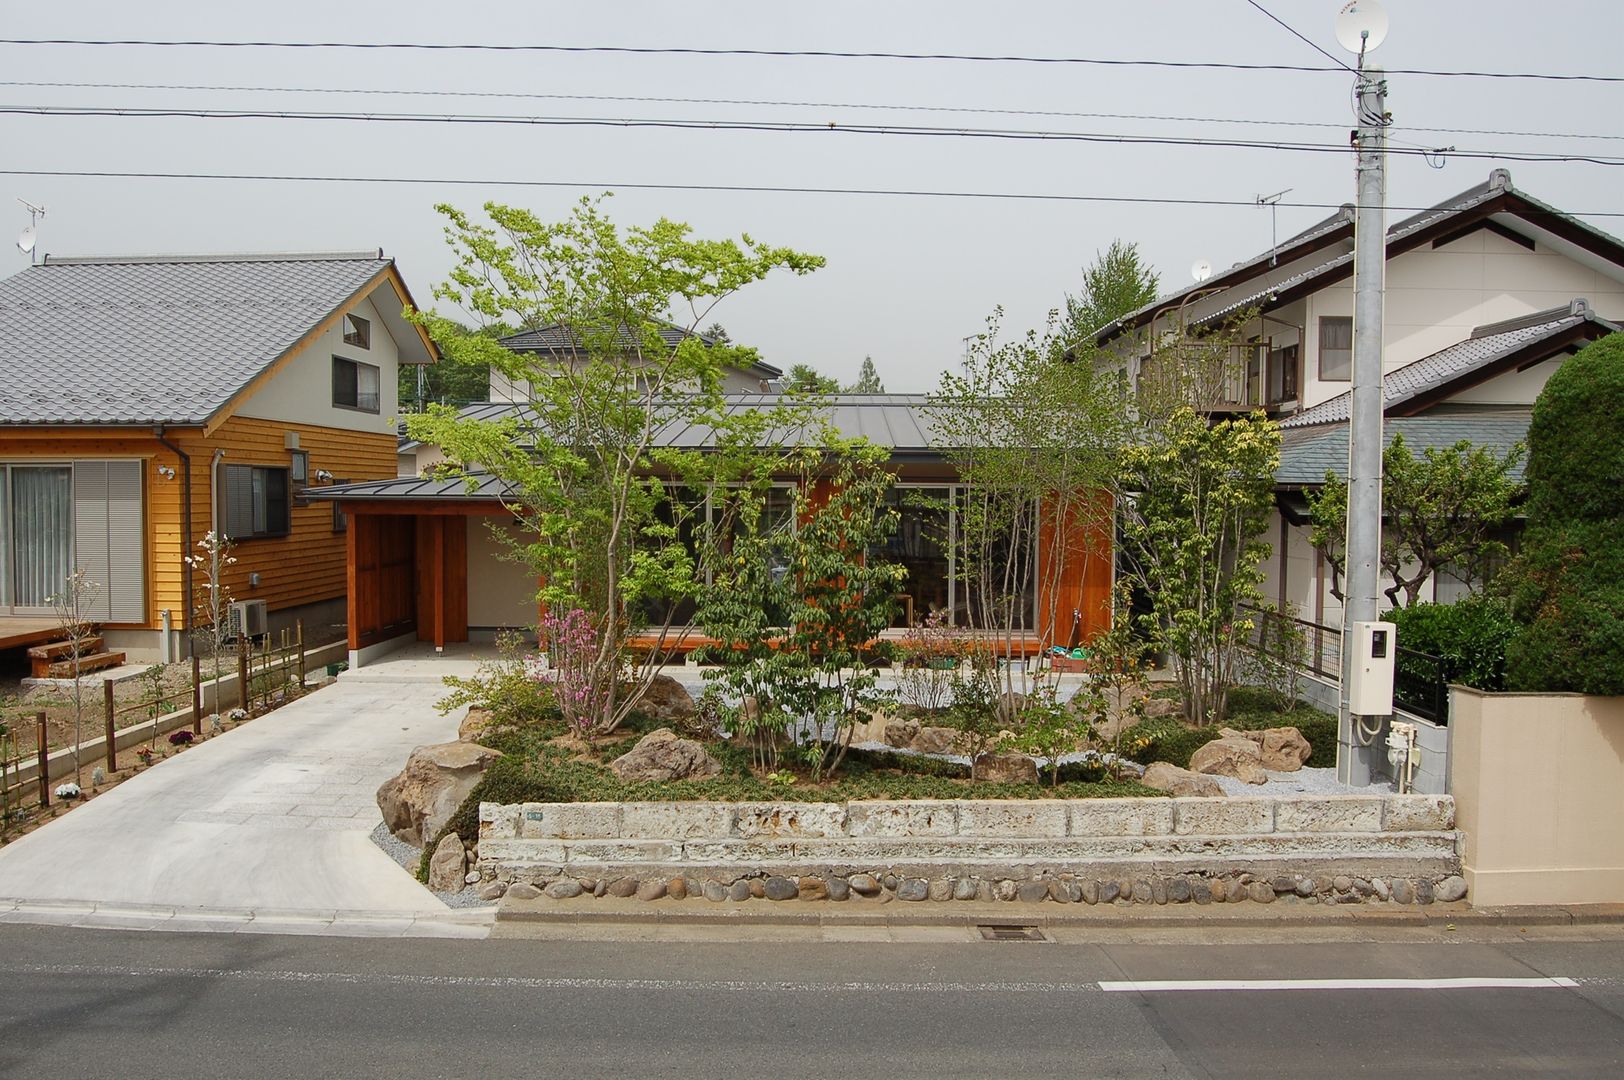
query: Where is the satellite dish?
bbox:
[1191,258,1213,283]
[16,226,35,256]
[1335,0,1388,55]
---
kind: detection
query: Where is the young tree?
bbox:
[1117,405,1279,727]
[1502,333,1624,694]
[782,363,840,394]
[848,355,885,393]
[49,569,101,785]
[407,195,824,735]
[930,308,1128,723]
[1306,434,1524,607]
[185,531,237,714]
[1064,239,1161,343]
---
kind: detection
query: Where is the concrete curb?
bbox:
[0,897,496,938]
[496,895,1624,930]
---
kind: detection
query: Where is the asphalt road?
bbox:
[2,925,1623,1078]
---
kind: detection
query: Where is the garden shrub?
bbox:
[1388,594,1516,691]
[1502,332,1624,694]
[1121,701,1338,770]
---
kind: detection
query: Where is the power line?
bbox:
[5,78,1622,144]
[7,104,1624,166]
[1242,0,1356,74]
[5,167,1624,219]
[2,37,1623,82]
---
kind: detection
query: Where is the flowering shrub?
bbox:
[538,608,609,738]
[136,746,155,765]
[55,782,81,800]
[168,729,195,747]
[227,708,249,723]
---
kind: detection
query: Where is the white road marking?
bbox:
[1099,977,1580,992]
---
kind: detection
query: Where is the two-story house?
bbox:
[1095,168,1624,627]
[0,250,438,663]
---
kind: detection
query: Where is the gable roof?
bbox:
[0,251,436,427]
[1280,300,1617,429]
[500,321,782,380]
[1095,169,1624,344]
[1276,413,1531,487]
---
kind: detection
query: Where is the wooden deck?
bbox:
[0,617,62,651]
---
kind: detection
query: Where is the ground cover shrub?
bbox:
[1388,594,1516,691]
[1120,696,1337,770]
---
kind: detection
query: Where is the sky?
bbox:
[2,1,1622,392]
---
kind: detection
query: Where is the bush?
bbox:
[1123,703,1338,770]
[1503,333,1624,694]
[1389,594,1517,691]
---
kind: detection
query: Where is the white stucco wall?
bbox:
[466,516,539,630]
[238,291,401,433]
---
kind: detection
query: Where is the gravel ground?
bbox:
[369,822,495,910]
[1209,766,1395,797]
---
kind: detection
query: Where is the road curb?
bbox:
[496,896,1624,930]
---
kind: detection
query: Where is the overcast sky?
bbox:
[3,1,1621,391]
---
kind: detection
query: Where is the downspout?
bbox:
[154,425,192,659]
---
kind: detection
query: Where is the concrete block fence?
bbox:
[475,795,1461,897]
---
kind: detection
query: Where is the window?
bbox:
[1269,344,1300,404]
[220,464,290,540]
[1319,316,1353,381]
[342,313,371,349]
[332,356,381,413]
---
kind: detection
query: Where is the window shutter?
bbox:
[72,461,112,621]
[106,460,146,623]
[223,464,256,540]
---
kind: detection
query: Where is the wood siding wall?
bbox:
[0,418,395,629]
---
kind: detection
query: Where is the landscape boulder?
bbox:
[972,751,1039,785]
[882,719,959,756]
[1188,737,1268,784]
[639,675,696,723]
[376,740,501,846]
[609,728,722,783]
[1140,761,1226,797]
[1219,725,1312,772]
[426,833,468,892]
[458,706,496,743]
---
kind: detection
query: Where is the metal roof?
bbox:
[309,472,515,502]
[1280,302,1616,429]
[500,321,782,379]
[0,252,400,426]
[1275,413,1531,487]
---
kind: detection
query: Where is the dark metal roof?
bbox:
[1280,301,1616,429]
[0,251,410,426]
[1276,414,1530,487]
[499,321,782,379]
[307,472,515,502]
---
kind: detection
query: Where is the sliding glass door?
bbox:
[8,465,74,612]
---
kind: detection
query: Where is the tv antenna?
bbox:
[16,198,45,264]
[1256,188,1292,264]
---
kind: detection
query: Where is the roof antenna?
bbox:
[16,198,45,265]
[1256,189,1291,265]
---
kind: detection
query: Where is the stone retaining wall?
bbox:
[475,794,1461,904]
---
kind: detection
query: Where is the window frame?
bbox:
[342,312,371,350]
[1318,315,1353,382]
[332,355,382,414]
[220,464,292,541]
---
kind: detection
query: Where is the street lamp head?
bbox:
[1335,0,1388,56]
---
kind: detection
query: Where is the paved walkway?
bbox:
[0,657,488,936]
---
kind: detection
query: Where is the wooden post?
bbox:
[191,653,203,734]
[103,678,118,772]
[296,619,305,689]
[237,634,250,714]
[35,713,49,808]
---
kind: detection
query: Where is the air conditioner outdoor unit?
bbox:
[227,599,270,640]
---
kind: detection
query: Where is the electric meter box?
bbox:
[1349,620,1397,716]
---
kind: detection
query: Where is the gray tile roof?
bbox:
[1279,303,1616,429]
[1276,413,1531,487]
[0,252,395,426]
[501,321,782,379]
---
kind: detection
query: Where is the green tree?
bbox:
[1502,333,1624,693]
[782,363,840,394]
[1306,434,1524,607]
[848,355,885,393]
[1064,239,1160,343]
[398,320,510,410]
[930,308,1128,722]
[406,195,824,734]
[1118,405,1279,727]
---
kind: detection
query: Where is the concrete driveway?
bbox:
[0,654,485,936]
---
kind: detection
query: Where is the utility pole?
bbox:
[1337,57,1389,786]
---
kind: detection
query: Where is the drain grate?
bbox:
[978,923,1048,942]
